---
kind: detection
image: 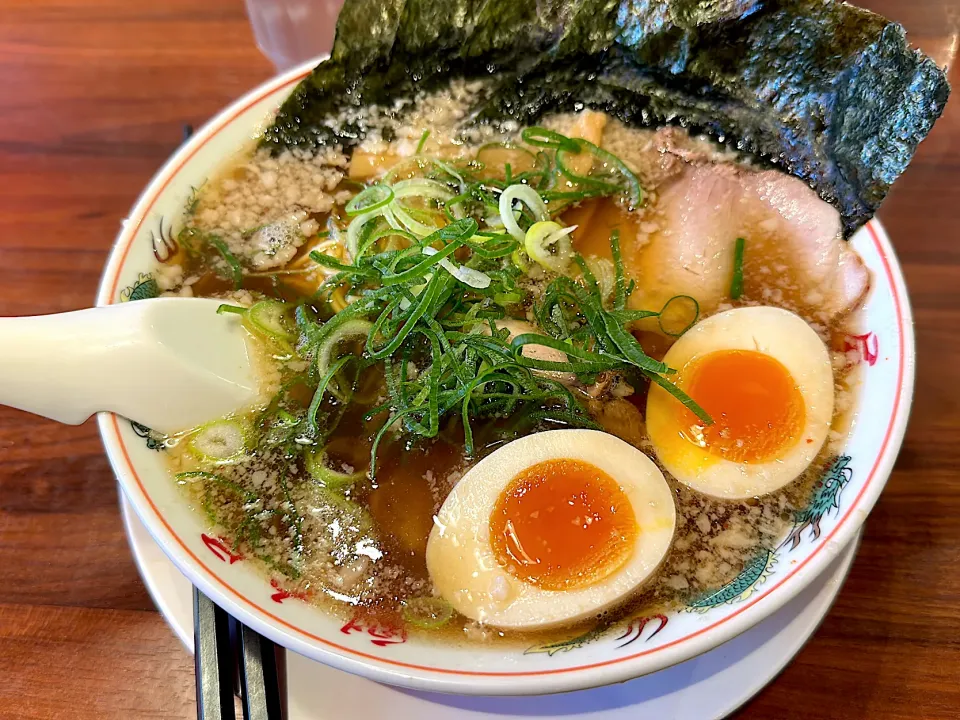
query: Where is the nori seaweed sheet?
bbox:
[261,0,949,236]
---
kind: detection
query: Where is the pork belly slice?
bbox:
[630,164,869,324]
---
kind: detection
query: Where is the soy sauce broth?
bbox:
[158,108,866,648]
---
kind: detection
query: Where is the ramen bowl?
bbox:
[97,58,915,696]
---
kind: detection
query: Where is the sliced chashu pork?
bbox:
[628,163,870,325]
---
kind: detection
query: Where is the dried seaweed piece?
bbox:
[261,0,949,235]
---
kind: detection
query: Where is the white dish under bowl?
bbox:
[96,57,915,696]
[121,493,862,719]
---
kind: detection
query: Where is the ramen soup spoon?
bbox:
[0,298,258,434]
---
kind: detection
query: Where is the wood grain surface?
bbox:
[0,1,957,718]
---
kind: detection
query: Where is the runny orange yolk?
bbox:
[678,349,805,463]
[489,459,638,591]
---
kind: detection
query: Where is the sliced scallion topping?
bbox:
[415,130,431,154]
[246,300,296,341]
[658,295,700,337]
[644,369,713,426]
[475,143,538,180]
[392,178,455,203]
[388,203,442,237]
[583,256,616,301]
[315,319,373,401]
[568,138,643,207]
[209,237,243,289]
[422,246,491,288]
[304,444,368,489]
[346,184,395,216]
[510,247,532,273]
[306,355,353,431]
[188,418,249,464]
[216,304,247,316]
[498,184,550,242]
[379,218,478,285]
[346,208,387,260]
[402,597,454,629]
[731,236,746,299]
[521,126,581,152]
[555,145,621,192]
[196,126,687,480]
[524,221,576,274]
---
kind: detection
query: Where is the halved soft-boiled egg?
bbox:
[425,429,675,630]
[646,306,834,500]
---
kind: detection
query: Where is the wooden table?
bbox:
[0,0,956,717]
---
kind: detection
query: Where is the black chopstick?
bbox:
[193,587,283,720]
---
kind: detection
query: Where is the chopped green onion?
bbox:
[392,178,456,203]
[246,300,296,341]
[346,209,386,260]
[194,132,694,491]
[387,204,441,237]
[462,232,517,259]
[209,237,243,289]
[402,597,454,629]
[306,355,353,431]
[304,445,367,489]
[310,251,376,276]
[520,126,580,152]
[358,226,418,259]
[569,138,644,207]
[498,184,550,242]
[524,221,576,274]
[188,418,250,464]
[644,370,713,425]
[511,248,532,273]
[511,333,627,373]
[216,304,247,316]
[731,237,746,299]
[379,219,478,285]
[658,295,699,337]
[493,292,523,305]
[610,230,629,311]
[422,246,491,288]
[583,256,616,302]
[415,130,431,154]
[555,146,622,192]
[383,157,463,187]
[315,319,373,401]
[346,184,395,216]
[600,311,671,374]
[367,275,443,359]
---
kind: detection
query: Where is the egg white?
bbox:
[425,429,676,630]
[646,306,834,500]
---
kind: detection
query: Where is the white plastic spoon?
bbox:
[0,298,258,434]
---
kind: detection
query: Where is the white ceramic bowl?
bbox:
[97,58,915,696]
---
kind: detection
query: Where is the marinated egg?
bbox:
[425,429,676,630]
[646,306,834,499]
